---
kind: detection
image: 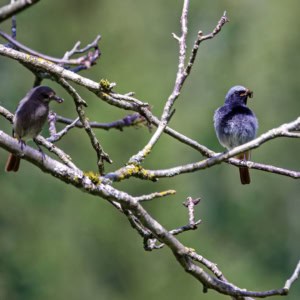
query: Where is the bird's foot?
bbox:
[18,139,26,151]
[33,138,46,161]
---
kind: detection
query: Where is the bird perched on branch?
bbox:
[5,86,63,172]
[214,85,258,184]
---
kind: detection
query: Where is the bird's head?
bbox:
[31,86,64,104]
[225,85,253,106]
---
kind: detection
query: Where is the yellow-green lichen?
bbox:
[73,176,80,184]
[118,164,140,179]
[140,168,155,180]
[127,164,141,174]
[185,247,196,254]
[84,171,101,185]
[158,190,176,197]
[99,79,112,92]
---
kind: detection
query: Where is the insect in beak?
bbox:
[240,89,253,98]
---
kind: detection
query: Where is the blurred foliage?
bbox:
[0,0,300,299]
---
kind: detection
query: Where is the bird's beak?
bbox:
[51,95,64,103]
[246,89,253,98]
[240,89,253,98]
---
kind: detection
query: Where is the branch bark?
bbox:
[0,0,40,23]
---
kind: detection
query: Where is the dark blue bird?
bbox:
[214,85,258,184]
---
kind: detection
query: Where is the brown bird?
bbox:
[5,86,63,172]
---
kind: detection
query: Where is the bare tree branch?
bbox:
[55,113,146,131]
[0,30,101,67]
[0,0,40,23]
[47,112,80,143]
[284,260,300,291]
[186,11,229,76]
[135,190,176,202]
[183,197,201,227]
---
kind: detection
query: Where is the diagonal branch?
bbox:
[141,117,300,179]
[0,44,148,112]
[284,260,300,291]
[0,0,40,23]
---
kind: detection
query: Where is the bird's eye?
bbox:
[42,93,50,98]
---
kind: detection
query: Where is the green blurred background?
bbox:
[0,0,299,299]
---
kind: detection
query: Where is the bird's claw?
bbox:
[33,138,46,162]
[18,139,26,151]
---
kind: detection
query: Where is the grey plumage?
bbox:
[214,85,258,184]
[5,86,63,172]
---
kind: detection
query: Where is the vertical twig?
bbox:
[183,196,201,227]
[128,0,191,164]
[58,78,112,174]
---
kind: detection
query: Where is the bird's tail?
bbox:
[236,152,250,185]
[5,153,21,172]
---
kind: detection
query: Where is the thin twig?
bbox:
[189,251,225,280]
[0,105,14,122]
[128,0,191,165]
[135,190,176,202]
[58,78,112,174]
[169,220,202,236]
[36,135,81,172]
[0,30,101,66]
[121,207,151,238]
[283,260,300,291]
[228,158,300,179]
[183,197,201,227]
[185,11,229,75]
[56,113,146,131]
[47,112,80,143]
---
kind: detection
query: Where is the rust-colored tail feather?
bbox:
[236,151,251,185]
[5,154,21,172]
[239,166,250,184]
